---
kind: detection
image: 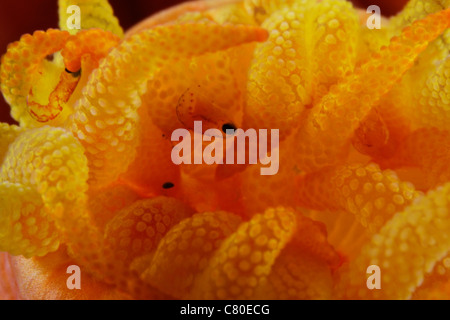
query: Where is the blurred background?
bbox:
[0,0,408,124]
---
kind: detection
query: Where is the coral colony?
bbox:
[0,0,449,301]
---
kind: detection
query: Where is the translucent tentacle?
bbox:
[352,96,412,160]
[305,208,370,262]
[381,128,450,190]
[291,213,341,268]
[27,71,80,123]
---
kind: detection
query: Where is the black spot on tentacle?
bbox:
[65,68,81,77]
[222,123,237,135]
[162,182,175,189]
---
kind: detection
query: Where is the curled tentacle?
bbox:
[244,0,359,139]
[27,71,80,123]
[22,29,122,124]
[141,211,242,298]
[0,126,173,297]
[353,0,450,160]
[2,0,450,301]
[0,29,70,127]
[297,163,418,233]
[61,29,121,73]
[253,214,341,299]
[0,182,60,257]
[386,0,450,132]
[0,126,88,257]
[407,57,450,130]
[388,0,450,33]
[292,8,450,173]
[104,197,195,269]
[66,23,268,189]
[337,182,450,299]
[0,28,122,127]
[96,196,195,298]
[352,97,412,160]
[191,207,297,299]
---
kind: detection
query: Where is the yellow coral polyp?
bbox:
[0,0,450,301]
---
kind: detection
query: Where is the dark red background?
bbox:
[0,0,408,124]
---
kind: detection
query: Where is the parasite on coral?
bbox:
[0,0,450,301]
